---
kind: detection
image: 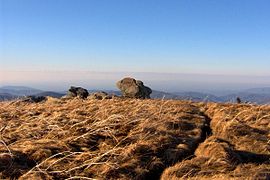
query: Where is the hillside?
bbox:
[0,98,269,179]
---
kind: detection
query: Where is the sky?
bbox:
[1,0,270,91]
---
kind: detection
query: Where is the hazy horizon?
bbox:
[1,70,270,95]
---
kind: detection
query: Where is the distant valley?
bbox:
[1,86,270,104]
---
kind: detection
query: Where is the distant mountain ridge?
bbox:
[0,86,43,96]
[220,92,270,104]
[173,91,223,102]
[34,91,65,98]
[1,86,270,104]
[0,93,19,101]
[244,87,270,94]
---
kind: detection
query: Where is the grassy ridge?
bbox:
[0,97,269,179]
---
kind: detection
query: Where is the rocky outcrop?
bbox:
[116,77,152,99]
[67,86,89,99]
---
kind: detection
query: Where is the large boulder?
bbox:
[67,86,89,99]
[116,77,152,99]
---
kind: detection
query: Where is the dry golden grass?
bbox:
[0,97,269,179]
[162,103,270,180]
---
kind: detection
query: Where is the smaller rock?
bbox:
[67,86,89,99]
[22,96,47,103]
[89,91,112,100]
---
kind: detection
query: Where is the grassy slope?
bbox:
[162,103,270,179]
[0,98,269,179]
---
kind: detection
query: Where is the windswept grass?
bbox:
[0,98,269,179]
[0,97,207,179]
[162,103,270,180]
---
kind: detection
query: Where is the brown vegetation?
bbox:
[162,103,270,180]
[0,97,269,179]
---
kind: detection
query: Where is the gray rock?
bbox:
[21,96,47,103]
[89,91,112,100]
[67,86,89,99]
[116,77,152,99]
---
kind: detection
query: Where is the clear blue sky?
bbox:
[1,0,270,90]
